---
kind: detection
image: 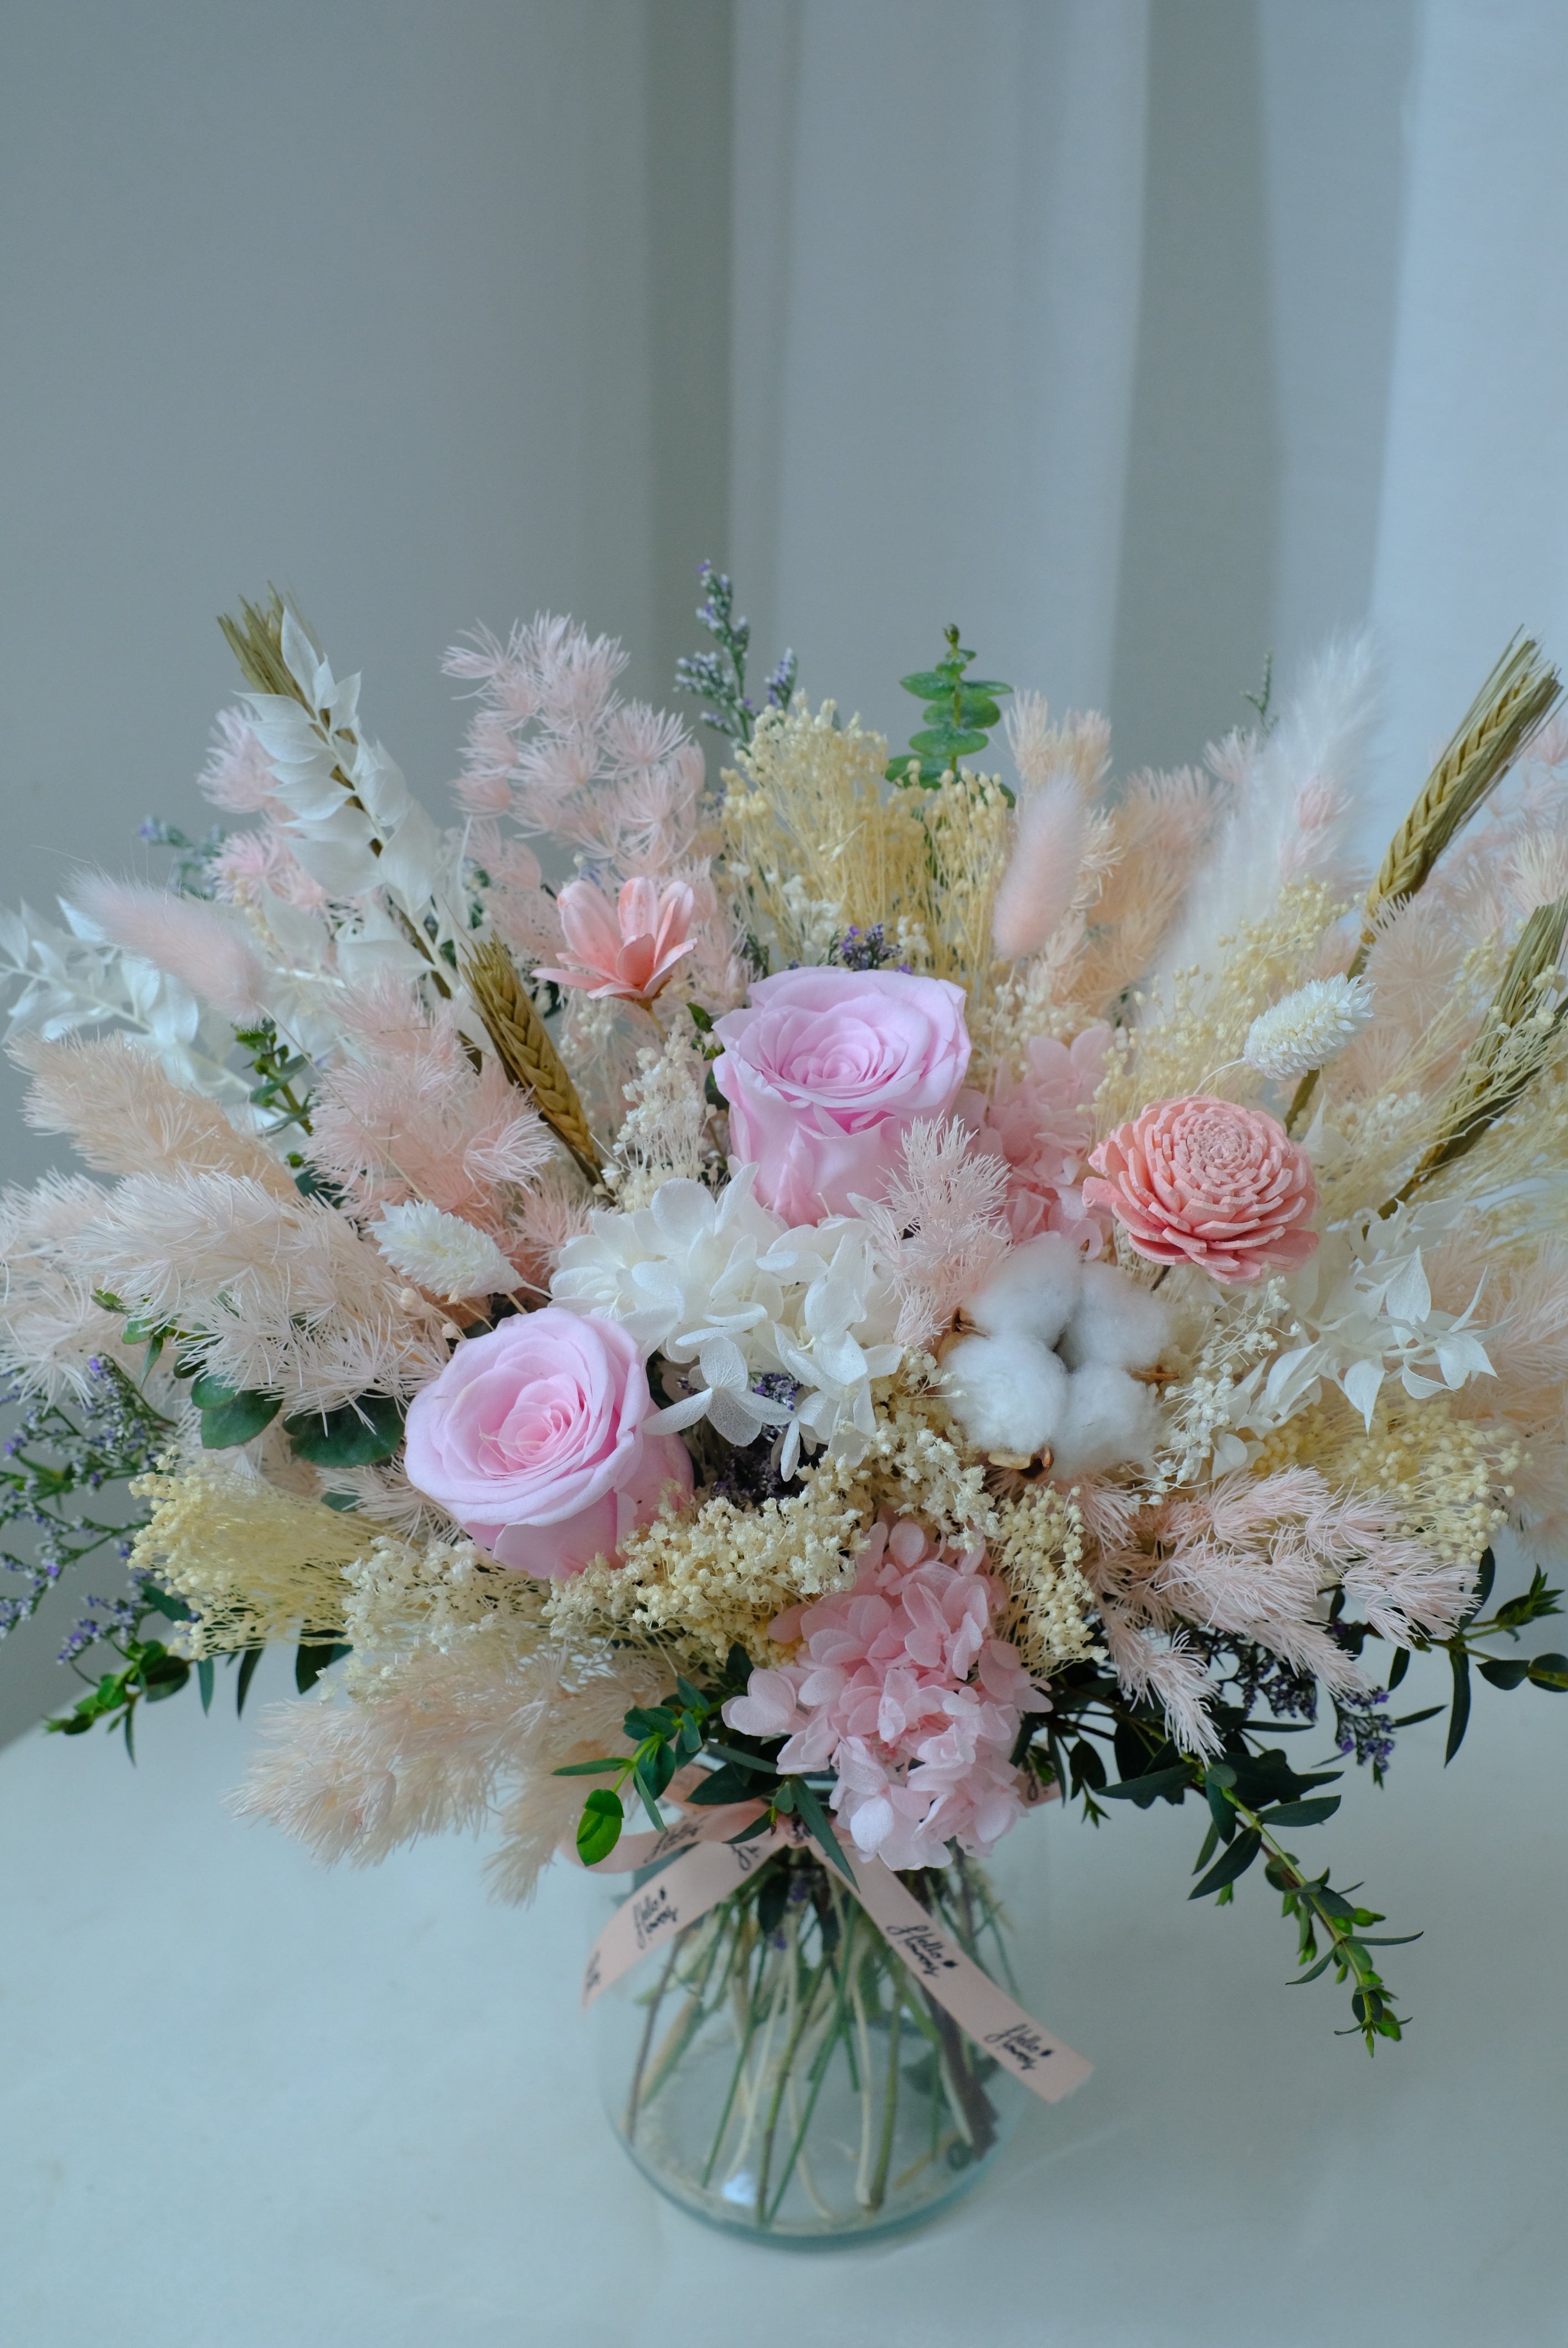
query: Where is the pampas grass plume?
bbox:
[992,777,1089,959]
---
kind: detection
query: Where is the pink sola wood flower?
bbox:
[721,1516,1044,1871]
[535,876,696,1005]
[1084,1094,1318,1284]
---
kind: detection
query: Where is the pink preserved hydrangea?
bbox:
[971,1026,1112,1253]
[721,1515,1044,1870]
[1083,1094,1318,1283]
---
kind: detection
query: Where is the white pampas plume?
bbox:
[992,777,1090,959]
[69,877,267,1021]
[1244,975,1375,1082]
[371,1201,519,1301]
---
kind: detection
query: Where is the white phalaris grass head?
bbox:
[1244,975,1375,1083]
[370,1201,518,1302]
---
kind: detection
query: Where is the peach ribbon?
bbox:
[570,1774,1091,2104]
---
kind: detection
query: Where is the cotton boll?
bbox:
[1049,1363,1161,1477]
[942,1331,1069,1457]
[1058,1260,1172,1373]
[964,1232,1083,1347]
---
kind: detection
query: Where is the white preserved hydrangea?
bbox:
[549,1165,900,1471]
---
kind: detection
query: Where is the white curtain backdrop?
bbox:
[731,0,1568,850]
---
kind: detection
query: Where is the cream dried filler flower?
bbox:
[7,580,1568,2181]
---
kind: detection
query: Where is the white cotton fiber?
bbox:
[1049,1363,1161,1477]
[1058,1260,1172,1373]
[942,1332,1069,1456]
[950,1240,1172,1474]
[965,1232,1084,1348]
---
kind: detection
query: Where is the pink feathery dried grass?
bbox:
[1005,697,1110,798]
[852,1120,1009,1349]
[303,976,554,1257]
[71,877,267,1022]
[198,708,276,813]
[231,1639,666,1901]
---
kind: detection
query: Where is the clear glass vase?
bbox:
[594,1843,1024,2246]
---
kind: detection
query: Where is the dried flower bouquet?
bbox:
[4,570,1567,2113]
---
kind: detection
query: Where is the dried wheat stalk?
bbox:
[1287,636,1561,1131]
[1382,889,1568,1212]
[463,937,602,1178]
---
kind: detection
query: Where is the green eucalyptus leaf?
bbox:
[577,1788,624,1866]
[295,1639,348,1695]
[1477,1656,1531,1690]
[790,1775,855,1883]
[630,1761,668,1832]
[683,1763,761,1806]
[1387,1645,1411,1690]
[623,1706,679,1741]
[1258,1796,1341,1827]
[1444,1647,1472,1763]
[909,723,989,760]
[198,1384,282,1449]
[1526,1651,1568,1690]
[1102,1764,1191,1808]
[283,1394,404,1467]
[197,1659,214,1714]
[235,1645,262,1717]
[1189,1827,1262,1900]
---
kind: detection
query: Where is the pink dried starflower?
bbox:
[722,1515,1044,1871]
[535,876,697,1004]
[1084,1095,1318,1283]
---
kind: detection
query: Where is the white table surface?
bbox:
[3,1642,1565,2348]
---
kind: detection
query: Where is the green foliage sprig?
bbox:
[554,1645,855,1883]
[886,625,1012,787]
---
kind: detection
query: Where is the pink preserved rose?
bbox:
[713,967,971,1224]
[403,1306,692,1576]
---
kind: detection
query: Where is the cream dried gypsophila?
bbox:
[605,1018,713,1209]
[1254,1389,1515,1573]
[987,1482,1099,1682]
[550,1166,901,1471]
[130,1463,370,1656]
[337,1530,551,1692]
[544,1378,994,1669]
[1096,881,1343,1130]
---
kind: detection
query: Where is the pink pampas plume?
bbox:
[70,877,267,1021]
[992,777,1090,960]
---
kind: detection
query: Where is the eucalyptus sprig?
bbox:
[1388,1548,1568,1763]
[555,1672,729,1861]
[886,625,1012,787]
